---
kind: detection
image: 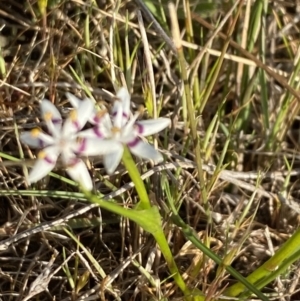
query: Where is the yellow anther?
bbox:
[69,109,78,121]
[111,126,120,134]
[30,128,41,137]
[44,112,53,121]
[37,150,46,159]
[96,109,108,118]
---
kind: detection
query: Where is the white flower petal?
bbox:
[119,131,136,145]
[62,98,95,136]
[20,130,54,148]
[28,159,55,183]
[40,99,62,135]
[76,98,95,129]
[75,138,121,156]
[27,148,59,183]
[112,100,124,129]
[66,92,81,108]
[96,110,113,129]
[128,139,163,163]
[77,125,110,139]
[60,146,75,165]
[112,87,131,127]
[67,93,99,124]
[135,118,170,136]
[76,128,100,139]
[61,118,77,138]
[117,87,131,114]
[122,112,139,138]
[103,147,124,174]
[66,159,93,190]
[40,99,62,120]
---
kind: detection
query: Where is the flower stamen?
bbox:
[44,112,53,121]
[30,128,41,137]
[93,109,107,123]
[69,109,78,121]
[37,150,46,159]
[111,126,120,134]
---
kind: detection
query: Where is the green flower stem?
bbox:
[82,189,197,299]
[121,146,151,210]
[120,148,202,299]
[152,229,202,300]
[224,228,300,298]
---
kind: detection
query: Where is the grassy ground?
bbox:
[1,0,300,300]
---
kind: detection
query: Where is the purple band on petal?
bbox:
[112,111,129,119]
[38,139,45,148]
[44,155,55,164]
[52,118,62,125]
[76,138,87,154]
[93,116,101,124]
[127,137,140,148]
[93,127,104,138]
[135,123,143,134]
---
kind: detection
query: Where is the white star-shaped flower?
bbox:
[70,88,171,174]
[20,97,102,190]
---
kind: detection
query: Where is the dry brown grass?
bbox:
[1,0,300,300]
